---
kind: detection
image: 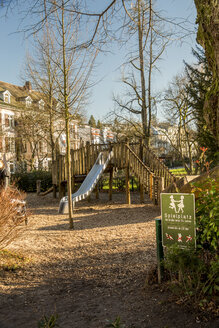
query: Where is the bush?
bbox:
[193,178,219,251]
[12,171,52,192]
[163,178,219,313]
[164,246,218,310]
[0,186,27,250]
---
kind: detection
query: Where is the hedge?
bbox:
[11,171,52,192]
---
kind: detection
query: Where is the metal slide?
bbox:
[58,151,113,214]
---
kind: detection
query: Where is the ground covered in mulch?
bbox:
[0,192,218,328]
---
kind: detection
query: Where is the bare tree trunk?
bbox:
[137,0,148,145]
[61,2,73,229]
[147,1,153,145]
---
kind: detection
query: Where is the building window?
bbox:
[5,137,15,153]
[8,115,14,128]
[0,137,3,152]
[9,162,15,174]
[26,97,32,107]
[3,91,11,104]
[39,100,45,110]
[4,114,14,128]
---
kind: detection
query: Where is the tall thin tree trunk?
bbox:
[61,2,73,229]
[137,0,148,145]
[148,1,153,145]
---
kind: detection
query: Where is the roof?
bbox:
[0,81,43,107]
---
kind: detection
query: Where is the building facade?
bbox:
[0,80,115,173]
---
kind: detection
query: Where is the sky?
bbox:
[0,0,197,122]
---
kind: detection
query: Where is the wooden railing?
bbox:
[125,144,164,205]
[129,142,176,189]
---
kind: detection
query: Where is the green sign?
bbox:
[161,193,196,248]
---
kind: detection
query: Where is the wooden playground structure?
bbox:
[52,141,177,206]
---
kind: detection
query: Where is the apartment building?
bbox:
[0,80,115,172]
[0,80,80,171]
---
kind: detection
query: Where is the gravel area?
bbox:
[0,191,218,328]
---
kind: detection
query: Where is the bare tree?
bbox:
[23,25,61,164]
[51,0,97,229]
[15,102,50,170]
[113,0,170,145]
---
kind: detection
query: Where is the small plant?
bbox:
[195,147,213,174]
[105,316,126,328]
[38,314,59,328]
[0,249,28,272]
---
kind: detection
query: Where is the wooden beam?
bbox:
[109,167,113,201]
[126,165,131,205]
[140,181,144,203]
[95,183,99,199]
[150,174,153,200]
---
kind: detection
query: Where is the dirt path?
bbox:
[0,192,218,328]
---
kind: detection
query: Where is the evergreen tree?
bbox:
[184,46,217,165]
[88,115,96,127]
[96,119,102,129]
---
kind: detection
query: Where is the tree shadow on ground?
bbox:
[0,246,217,328]
[38,203,160,231]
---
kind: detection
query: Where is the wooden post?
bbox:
[53,185,57,198]
[140,181,144,203]
[125,140,131,205]
[36,180,41,195]
[109,167,113,201]
[86,141,90,172]
[126,165,131,205]
[155,218,164,283]
[139,138,144,203]
[59,181,66,199]
[150,174,153,200]
[95,183,99,199]
[52,160,57,199]
[71,175,75,193]
[58,155,62,199]
[157,177,164,206]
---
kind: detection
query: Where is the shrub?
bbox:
[0,186,27,250]
[164,246,218,310]
[193,177,219,251]
[12,171,52,192]
[163,177,219,312]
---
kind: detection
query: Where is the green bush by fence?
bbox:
[12,171,52,192]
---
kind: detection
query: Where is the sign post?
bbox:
[161,193,196,249]
[155,218,164,283]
